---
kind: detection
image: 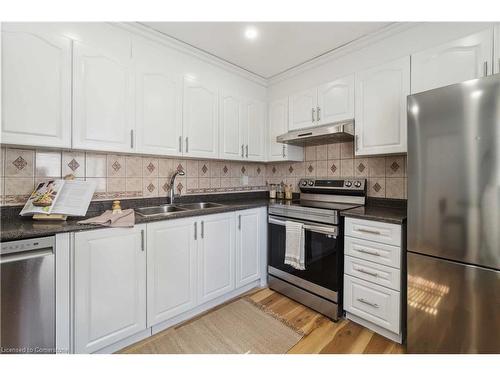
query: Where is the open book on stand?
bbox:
[20,179,96,218]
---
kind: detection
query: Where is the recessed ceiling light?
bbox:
[244,26,258,40]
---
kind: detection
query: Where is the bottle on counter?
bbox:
[269,184,277,199]
[285,184,293,200]
[276,183,284,199]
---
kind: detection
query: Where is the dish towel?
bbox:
[285,221,306,270]
[78,209,135,228]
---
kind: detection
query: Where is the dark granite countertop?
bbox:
[341,198,407,224]
[1,192,270,242]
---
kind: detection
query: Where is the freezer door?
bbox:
[407,252,500,353]
[407,75,500,270]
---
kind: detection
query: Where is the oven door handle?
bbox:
[268,217,338,237]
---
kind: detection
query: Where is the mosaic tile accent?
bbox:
[112,161,121,172]
[288,165,294,174]
[147,162,156,173]
[12,156,27,170]
[201,164,208,175]
[68,159,80,171]
[308,164,314,173]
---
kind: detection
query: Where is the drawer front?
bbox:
[345,236,401,268]
[345,218,401,246]
[344,275,400,334]
[344,255,401,291]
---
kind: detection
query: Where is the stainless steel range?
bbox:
[268,178,366,320]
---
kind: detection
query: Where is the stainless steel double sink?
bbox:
[135,202,225,217]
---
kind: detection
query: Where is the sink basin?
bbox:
[136,205,187,217]
[176,202,225,210]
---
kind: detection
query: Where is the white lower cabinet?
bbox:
[146,218,197,326]
[73,226,147,354]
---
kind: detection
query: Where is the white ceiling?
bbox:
[141,22,393,79]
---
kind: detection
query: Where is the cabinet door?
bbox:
[235,208,264,288]
[72,41,134,153]
[219,91,244,160]
[198,213,235,304]
[288,88,317,131]
[147,218,197,326]
[268,98,303,162]
[495,25,500,74]
[183,77,219,158]
[317,75,355,125]
[74,227,146,353]
[1,24,72,148]
[135,42,182,156]
[244,99,266,161]
[411,29,493,94]
[355,56,410,156]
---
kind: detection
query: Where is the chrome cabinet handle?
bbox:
[238,215,241,230]
[179,136,182,153]
[357,248,381,256]
[130,130,134,149]
[241,144,244,157]
[317,106,321,121]
[140,229,145,251]
[355,134,359,151]
[194,222,197,240]
[282,145,286,158]
[357,228,381,235]
[483,61,488,77]
[185,137,189,153]
[357,298,379,308]
[201,221,204,239]
[311,108,315,122]
[354,267,379,277]
[245,145,248,158]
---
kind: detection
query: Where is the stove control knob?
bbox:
[345,181,352,187]
[308,180,314,186]
[300,180,308,187]
[354,181,362,188]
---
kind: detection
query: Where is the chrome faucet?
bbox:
[169,169,185,204]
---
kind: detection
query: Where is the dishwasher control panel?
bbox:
[1,236,55,255]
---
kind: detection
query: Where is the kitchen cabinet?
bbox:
[134,40,183,156]
[183,77,219,159]
[198,212,235,304]
[235,208,266,288]
[1,23,72,148]
[147,218,197,326]
[72,40,135,153]
[495,25,500,74]
[354,56,410,156]
[411,28,494,94]
[244,98,267,161]
[219,90,244,160]
[73,226,146,354]
[268,98,303,162]
[288,75,355,131]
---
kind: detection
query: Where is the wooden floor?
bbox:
[122,288,405,354]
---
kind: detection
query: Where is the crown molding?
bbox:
[267,22,420,86]
[114,22,268,87]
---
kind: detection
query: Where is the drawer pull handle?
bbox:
[355,267,379,277]
[357,248,380,256]
[357,228,381,235]
[357,298,379,308]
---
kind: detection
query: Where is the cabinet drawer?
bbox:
[345,218,401,246]
[344,255,400,291]
[345,236,401,269]
[344,275,400,334]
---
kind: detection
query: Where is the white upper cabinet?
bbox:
[411,29,494,94]
[268,98,303,162]
[73,227,146,354]
[288,88,317,131]
[244,98,267,161]
[219,91,244,160]
[147,218,197,326]
[316,75,355,125]
[355,56,410,156]
[72,40,135,152]
[183,77,219,159]
[134,40,183,156]
[198,213,235,304]
[1,23,72,148]
[495,25,500,74]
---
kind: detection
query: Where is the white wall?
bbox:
[269,22,497,100]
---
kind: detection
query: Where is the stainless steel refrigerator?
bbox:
[407,74,500,353]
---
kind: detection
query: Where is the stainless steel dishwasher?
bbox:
[1,236,55,354]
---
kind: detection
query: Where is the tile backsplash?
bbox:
[0,142,407,206]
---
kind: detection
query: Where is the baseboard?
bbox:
[94,328,153,354]
[346,312,403,344]
[151,280,261,335]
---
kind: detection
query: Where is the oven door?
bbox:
[268,215,342,302]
